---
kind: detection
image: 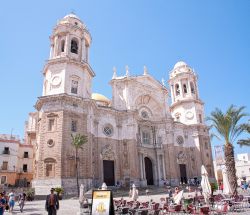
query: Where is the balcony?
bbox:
[1,167,8,171]
[137,142,162,149]
[2,150,10,155]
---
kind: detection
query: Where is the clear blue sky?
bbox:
[0,0,249,154]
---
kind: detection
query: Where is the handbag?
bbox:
[5,204,9,210]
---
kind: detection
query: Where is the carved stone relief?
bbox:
[101,144,115,160]
[177,151,187,164]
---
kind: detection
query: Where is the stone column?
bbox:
[86,46,89,63]
[156,153,160,183]
[162,154,166,179]
[170,84,175,103]
[179,81,183,98]
[49,46,54,59]
[82,36,86,62]
[53,35,58,57]
[65,34,70,56]
[142,154,145,179]
[139,153,143,180]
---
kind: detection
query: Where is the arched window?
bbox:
[44,158,56,177]
[199,114,202,123]
[190,82,195,94]
[175,84,180,96]
[61,40,65,52]
[142,131,150,144]
[183,84,187,93]
[71,80,78,94]
[71,39,78,54]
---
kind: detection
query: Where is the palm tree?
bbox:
[207,105,249,196]
[71,133,88,197]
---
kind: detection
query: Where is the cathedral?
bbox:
[25,14,214,195]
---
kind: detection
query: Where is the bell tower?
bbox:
[33,14,95,195]
[42,13,95,98]
[169,61,205,125]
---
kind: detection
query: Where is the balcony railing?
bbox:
[1,166,10,171]
[137,142,162,149]
[2,150,10,155]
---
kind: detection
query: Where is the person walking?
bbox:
[45,188,59,215]
[0,193,6,215]
[18,192,26,212]
[8,190,15,212]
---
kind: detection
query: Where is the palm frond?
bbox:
[71,133,88,149]
[238,138,250,146]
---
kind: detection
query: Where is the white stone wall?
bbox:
[0,141,18,171]
[237,153,250,161]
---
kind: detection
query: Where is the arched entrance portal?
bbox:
[103,160,115,186]
[144,157,154,185]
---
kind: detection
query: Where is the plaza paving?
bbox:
[3,193,250,215]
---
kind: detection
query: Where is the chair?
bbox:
[128,208,136,215]
[140,209,148,215]
[153,203,160,210]
[200,206,210,215]
[187,204,197,214]
[168,204,182,213]
[121,207,130,215]
[214,203,228,214]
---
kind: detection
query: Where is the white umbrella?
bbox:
[101,182,107,190]
[173,190,183,204]
[130,184,138,201]
[79,184,85,203]
[222,168,233,195]
[201,165,212,204]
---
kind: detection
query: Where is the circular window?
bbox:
[47,139,55,147]
[141,111,149,119]
[103,125,113,137]
[176,136,184,145]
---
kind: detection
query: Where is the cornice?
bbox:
[42,57,95,77]
[170,99,204,110]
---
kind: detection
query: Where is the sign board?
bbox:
[91,190,114,215]
[214,145,225,165]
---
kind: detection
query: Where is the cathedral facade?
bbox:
[26,14,214,195]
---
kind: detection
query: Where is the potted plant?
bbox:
[26,188,35,201]
[54,187,64,200]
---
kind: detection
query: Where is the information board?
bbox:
[91,190,114,215]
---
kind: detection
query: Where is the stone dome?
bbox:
[91,93,110,103]
[63,13,81,20]
[59,13,85,27]
[173,61,188,69]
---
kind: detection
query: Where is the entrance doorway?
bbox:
[103,160,115,186]
[179,164,187,184]
[144,157,154,185]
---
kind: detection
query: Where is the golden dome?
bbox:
[91,93,110,103]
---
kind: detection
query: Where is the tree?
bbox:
[71,133,88,197]
[207,105,249,196]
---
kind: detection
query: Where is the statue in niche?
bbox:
[177,151,187,164]
[123,143,129,168]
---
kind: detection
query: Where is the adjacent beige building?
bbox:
[0,134,33,187]
[25,14,214,195]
